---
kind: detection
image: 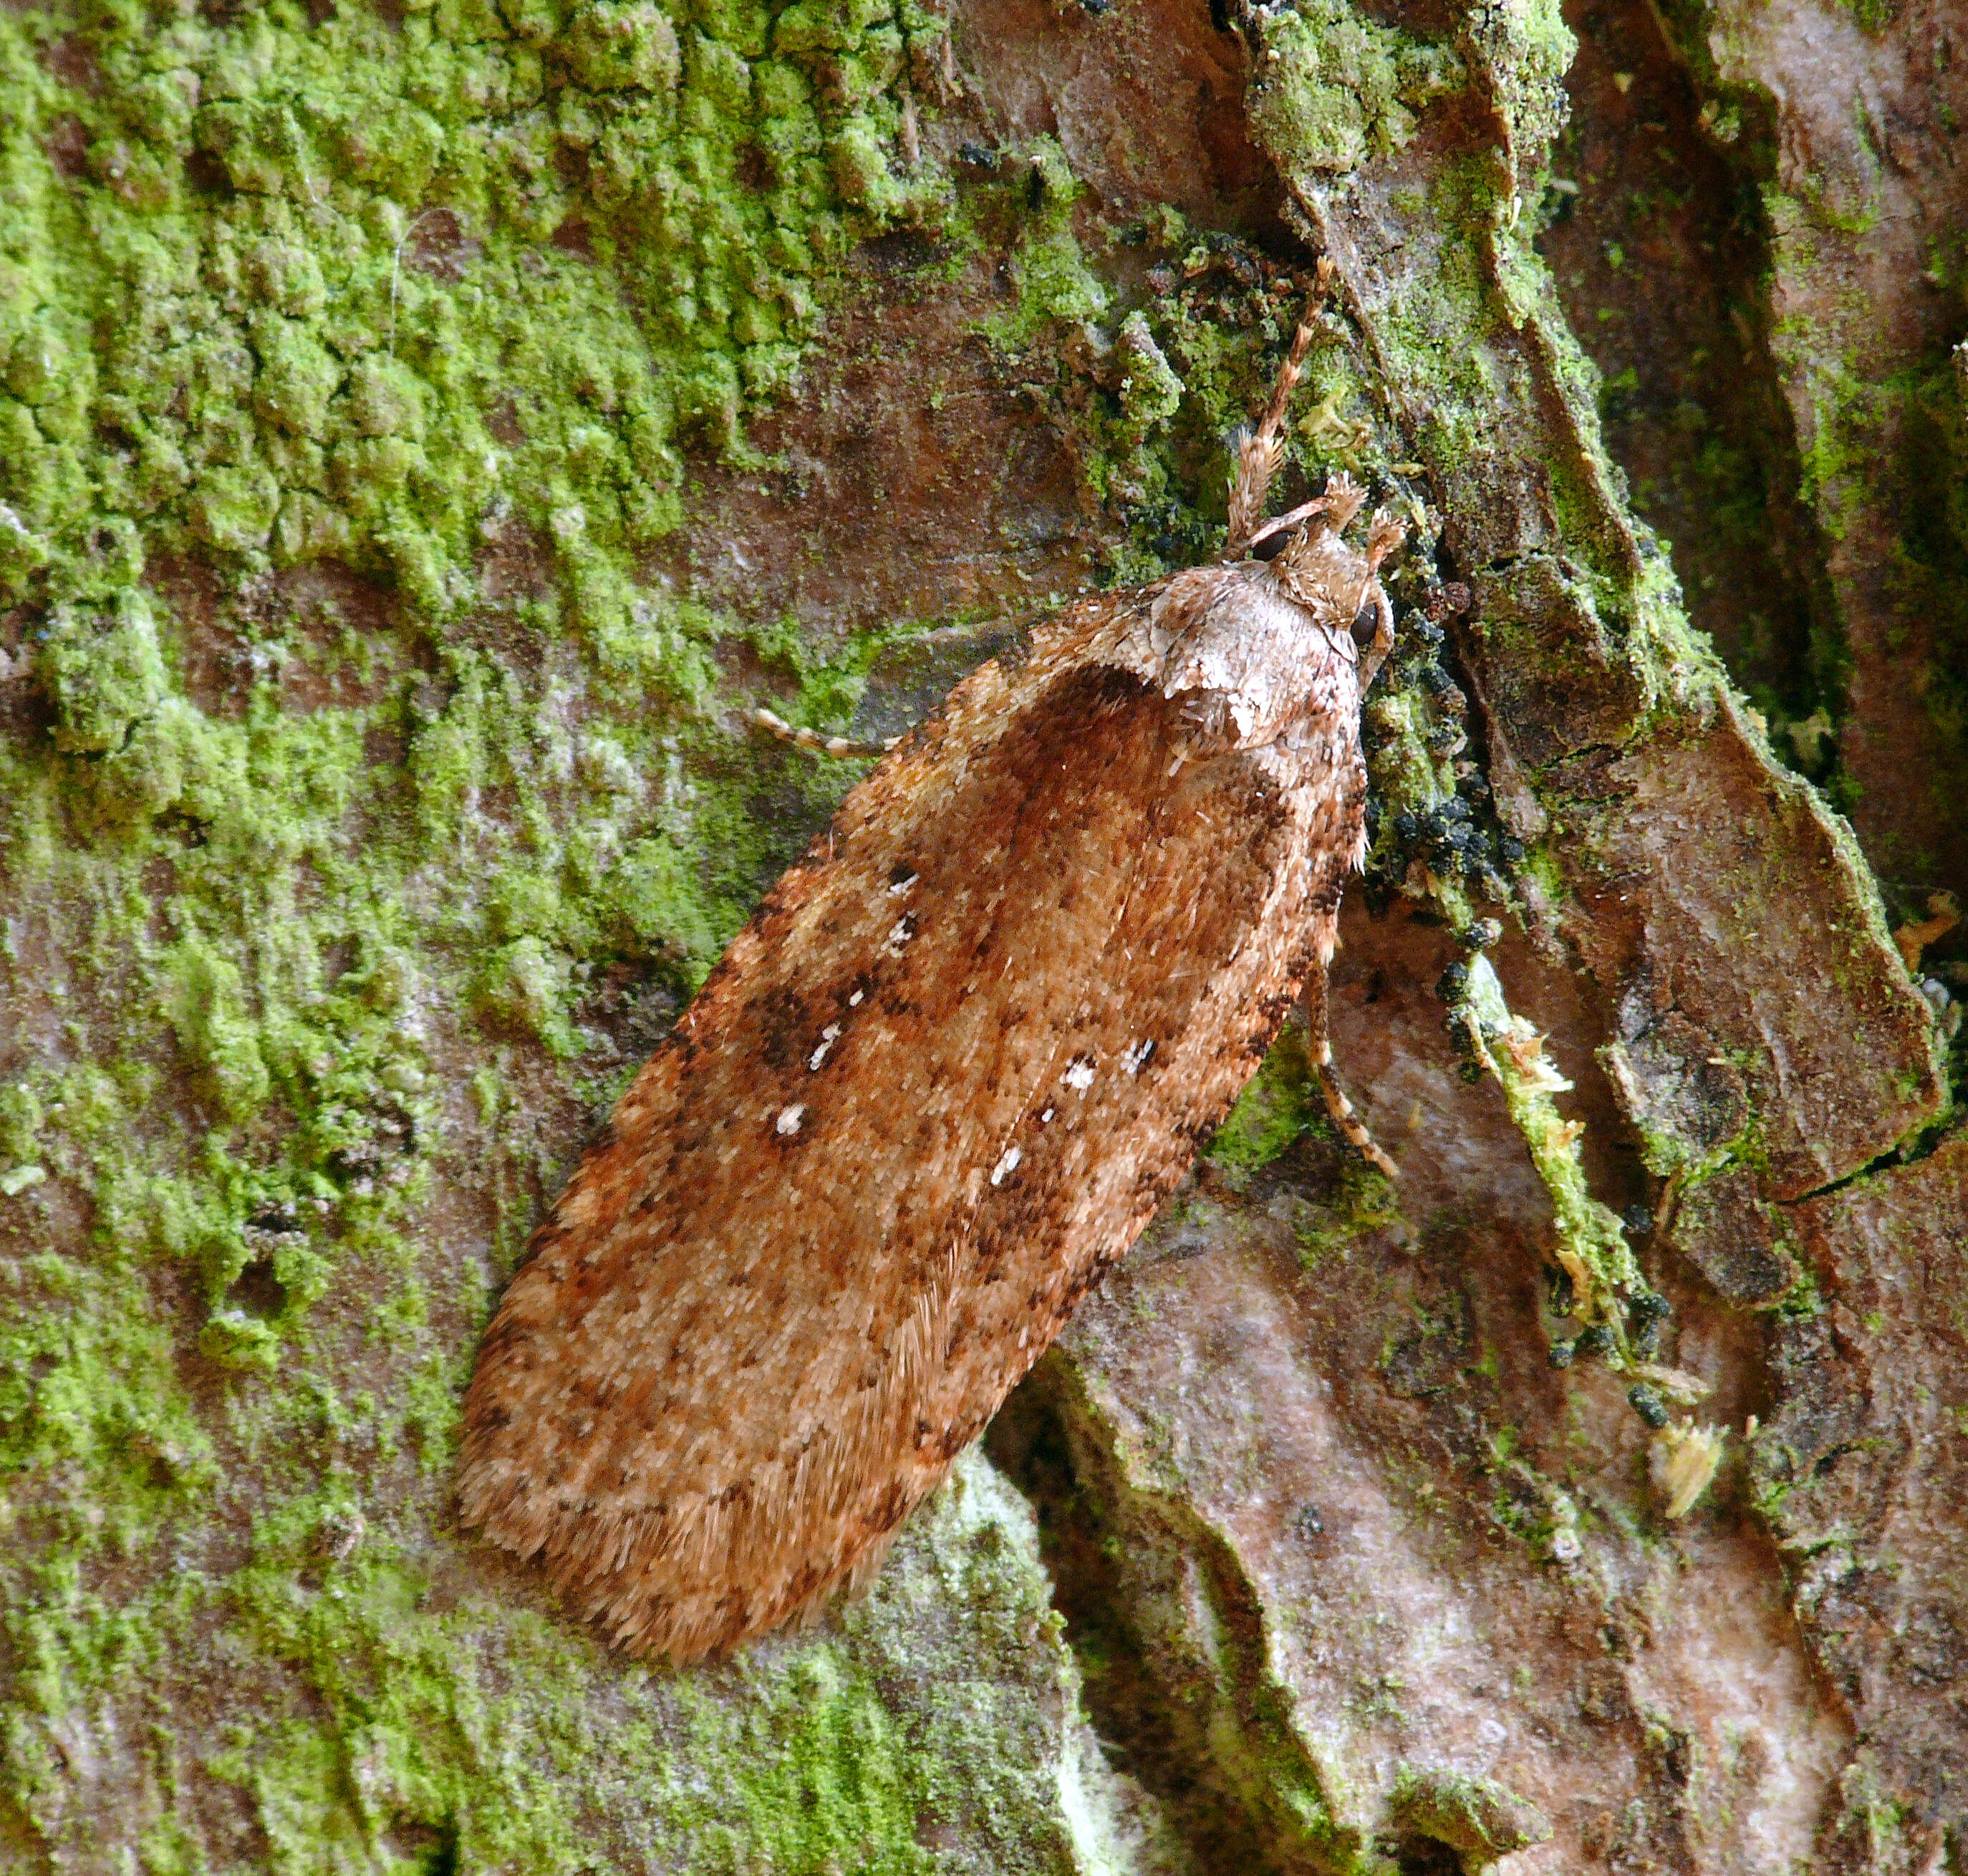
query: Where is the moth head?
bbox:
[1267,474,1394,622]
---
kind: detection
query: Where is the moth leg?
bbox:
[1225,256,1335,559]
[756,707,900,760]
[1306,959,1399,1179]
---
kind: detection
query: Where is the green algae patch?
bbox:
[1450,957,1654,1353]
[1245,0,1462,176]
[35,590,168,753]
[1207,1023,1319,1176]
[1462,0,1575,164]
[976,136,1109,354]
[1205,1018,1402,1257]
[1389,1764,1552,1863]
[1291,1159,1403,1273]
[686,1454,1129,1876]
[0,0,947,627]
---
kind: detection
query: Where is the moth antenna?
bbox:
[755,707,899,760]
[1244,492,1336,553]
[1224,263,1332,559]
[1306,962,1399,1179]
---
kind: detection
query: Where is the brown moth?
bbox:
[458,285,1405,1661]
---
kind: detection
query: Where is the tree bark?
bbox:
[1,0,1962,1870]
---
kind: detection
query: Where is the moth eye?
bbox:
[1350,601,1379,646]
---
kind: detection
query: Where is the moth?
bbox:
[458,282,1406,1661]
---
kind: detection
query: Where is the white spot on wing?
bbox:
[1064,1057,1096,1091]
[1122,1038,1155,1074]
[1040,1108,1054,1123]
[776,1104,805,1136]
[849,990,864,1007]
[809,1024,841,1070]
[887,873,919,896]
[881,914,917,957]
[990,1146,1021,1186]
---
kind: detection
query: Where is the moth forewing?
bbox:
[459,306,1404,1661]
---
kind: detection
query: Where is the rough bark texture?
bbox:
[0,0,1962,1872]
